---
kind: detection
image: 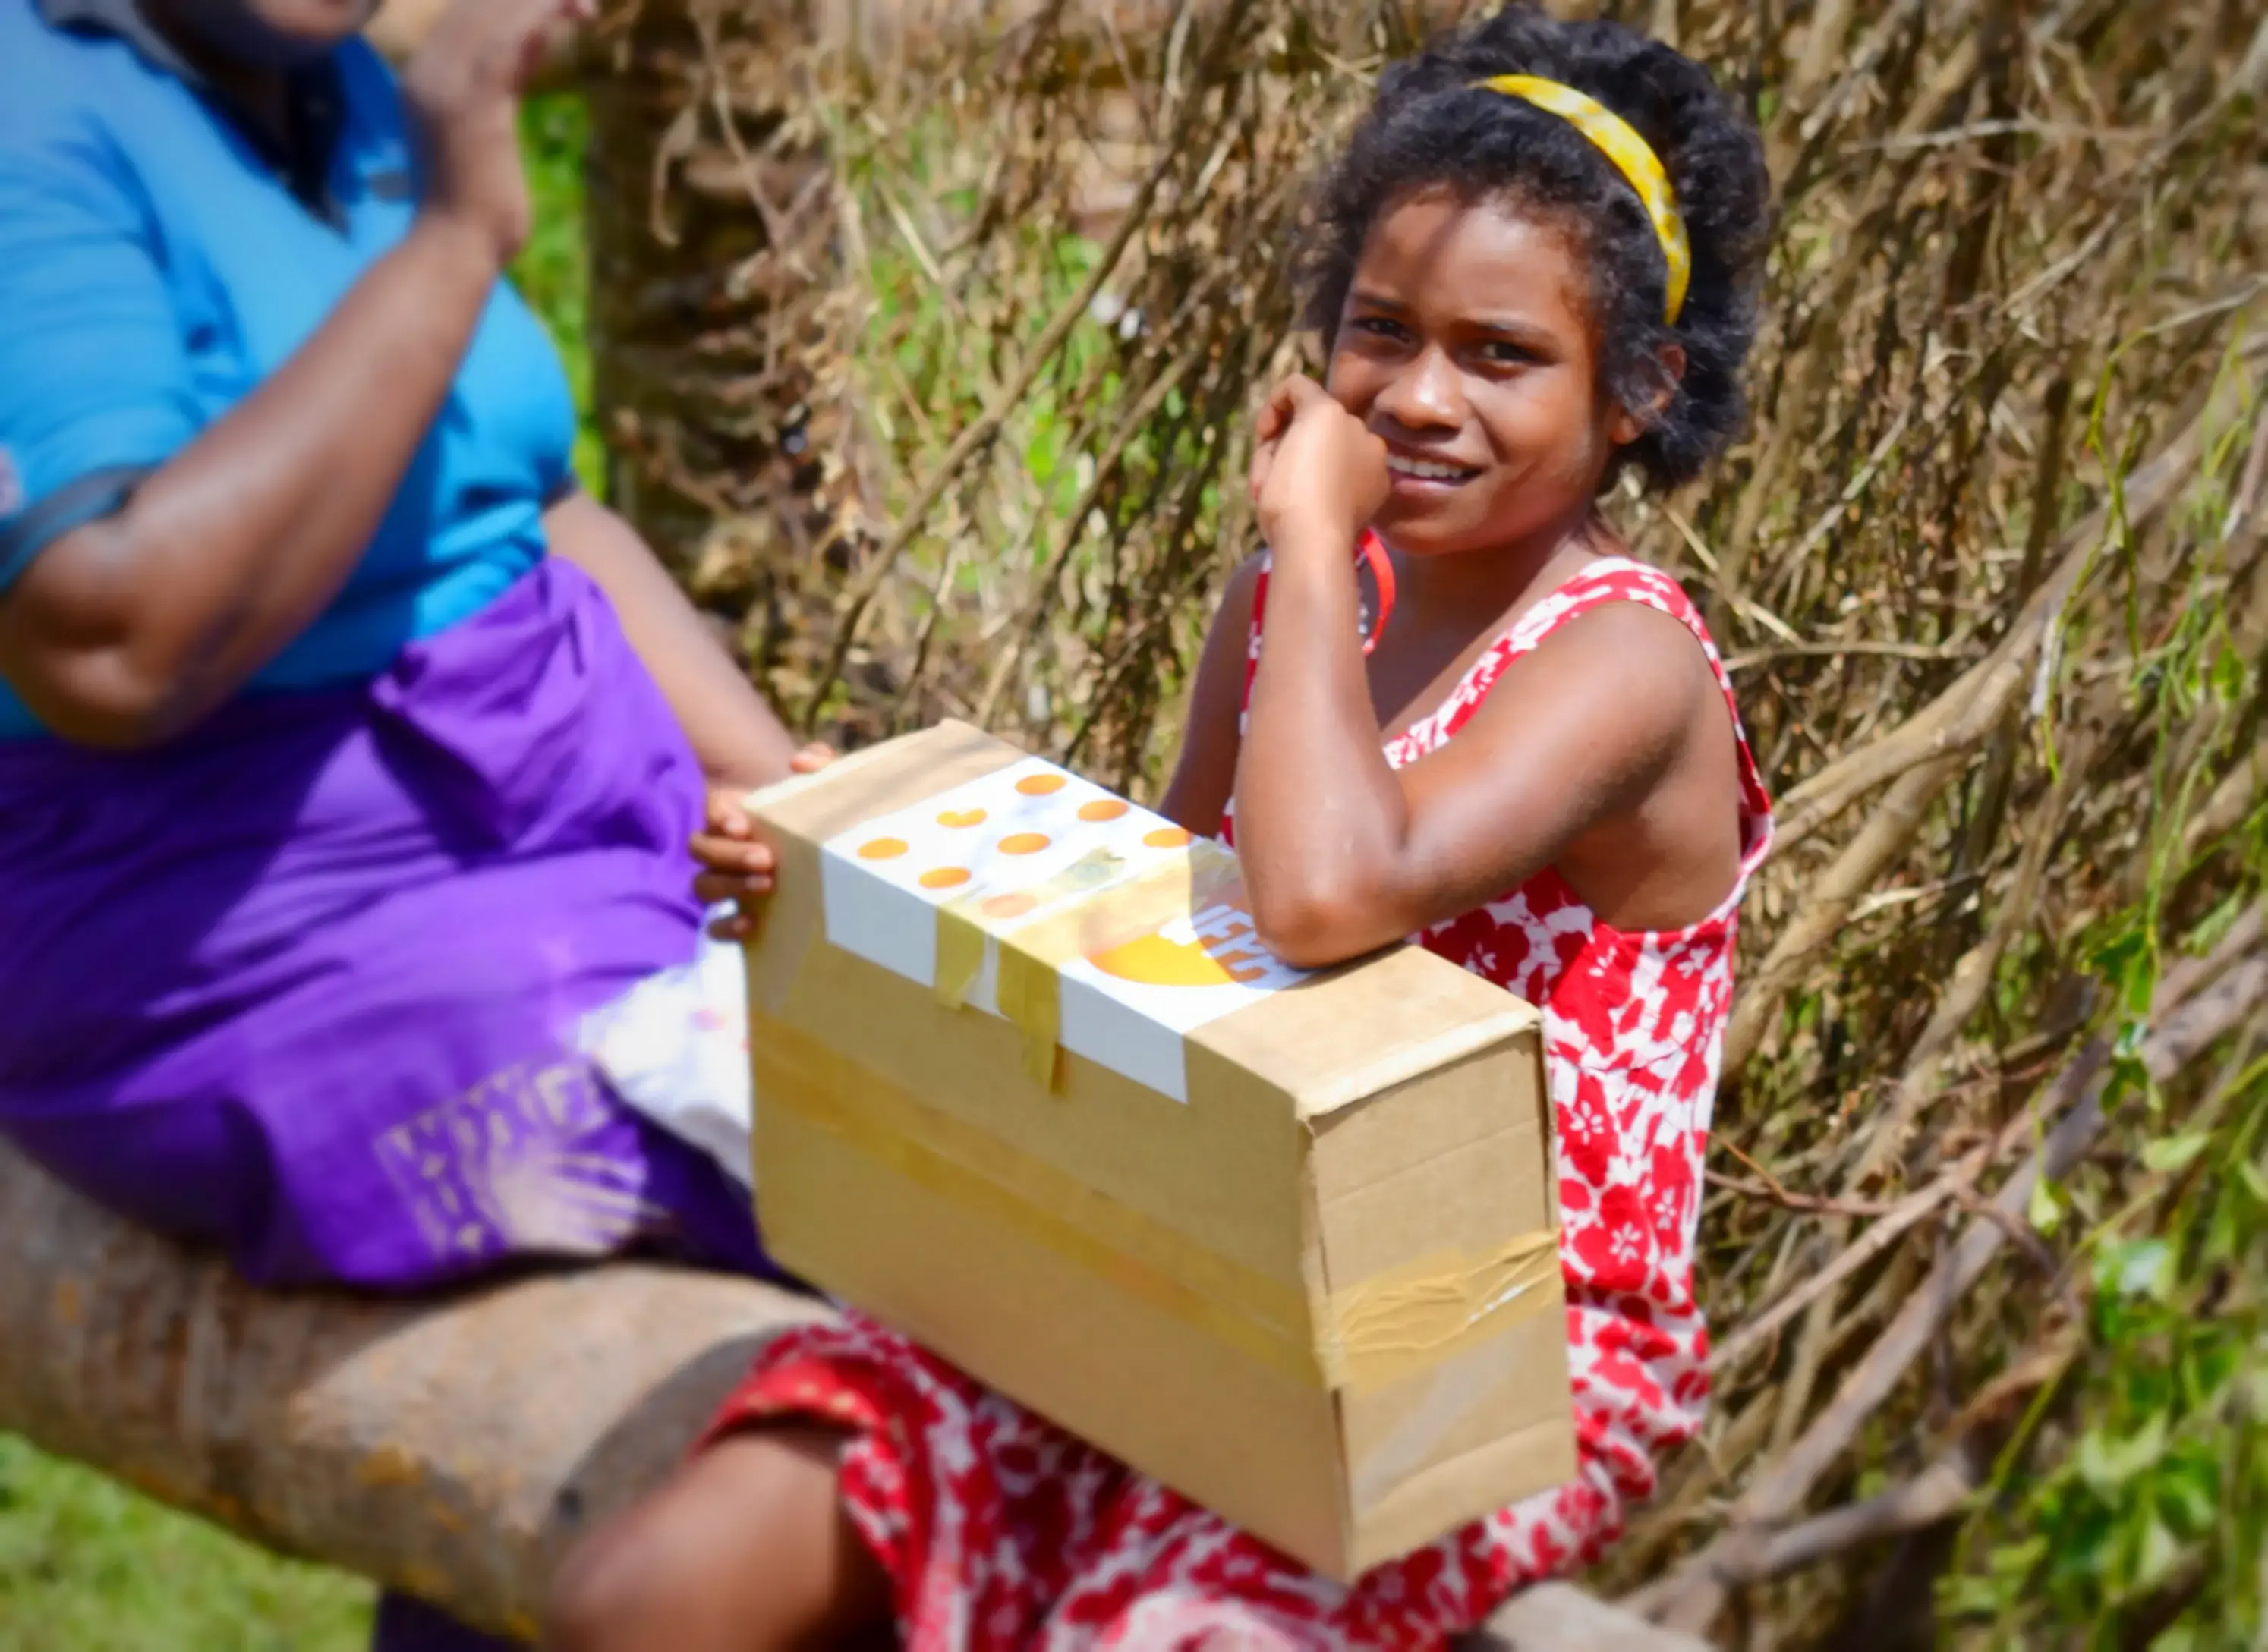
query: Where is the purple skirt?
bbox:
[0,557,770,1289]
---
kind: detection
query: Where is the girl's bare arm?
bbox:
[1155,555,1264,838]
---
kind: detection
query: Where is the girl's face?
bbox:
[1325,188,1645,559]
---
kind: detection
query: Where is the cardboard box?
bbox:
[742,720,1573,1579]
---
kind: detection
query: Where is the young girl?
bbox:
[551,8,1773,1647]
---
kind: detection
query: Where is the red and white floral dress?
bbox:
[706,555,1773,1649]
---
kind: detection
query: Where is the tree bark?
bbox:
[0,1139,829,1642]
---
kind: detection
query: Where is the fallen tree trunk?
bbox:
[0,1139,830,1642]
[0,1141,1699,1650]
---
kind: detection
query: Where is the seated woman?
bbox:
[547,6,1773,1648]
[0,0,804,1644]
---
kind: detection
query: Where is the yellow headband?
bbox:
[1476,74,1690,326]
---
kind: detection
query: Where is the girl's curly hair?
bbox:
[1299,5,1772,492]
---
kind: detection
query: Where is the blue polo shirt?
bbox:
[0,0,578,740]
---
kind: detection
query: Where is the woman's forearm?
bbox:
[547,492,800,791]
[0,217,502,747]
[1233,527,1412,964]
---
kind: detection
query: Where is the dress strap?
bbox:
[1357,530,1394,655]
[1236,556,1272,733]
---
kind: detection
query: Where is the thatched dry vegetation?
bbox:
[580,1,2268,1643]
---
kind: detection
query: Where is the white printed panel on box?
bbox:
[818,757,1306,1101]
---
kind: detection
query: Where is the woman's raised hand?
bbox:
[399,0,597,269]
[1248,376,1391,552]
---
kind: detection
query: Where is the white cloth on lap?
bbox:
[575,909,755,1189]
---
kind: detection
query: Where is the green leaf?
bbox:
[2090,927,2150,980]
[2030,1172,2065,1235]
[2098,1237,2175,1301]
[2209,639,2247,704]
[1936,1574,2007,1618]
[2077,1413,2169,1492]
[1988,1534,2049,1578]
[2134,1512,2185,1593]
[2143,1133,2212,1175]
[2156,1462,2218,1535]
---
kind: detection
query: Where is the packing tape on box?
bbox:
[931,901,1071,1087]
[994,945,1064,1089]
[929,849,1248,1093]
[1318,1230,1562,1396]
[934,907,986,1010]
[934,902,1063,1086]
[756,1011,1558,1396]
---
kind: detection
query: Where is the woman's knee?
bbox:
[543,1425,889,1652]
[544,1499,697,1652]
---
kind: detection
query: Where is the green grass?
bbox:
[0,1435,373,1650]
[0,94,603,1652]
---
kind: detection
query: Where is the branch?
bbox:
[796,0,1249,731]
[1750,1451,1978,1583]
[1725,750,1966,1074]
[1459,1584,1710,1652]
[1770,338,2265,857]
[2181,725,2268,864]
[1709,1151,1986,1378]
[1846,747,2090,1185]
[1636,938,2268,1633]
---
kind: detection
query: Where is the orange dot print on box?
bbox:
[858,838,909,861]
[920,867,972,889]
[998,833,1050,856]
[983,893,1039,920]
[1016,774,1068,797]
[1078,799,1130,822]
[1143,826,1192,849]
[937,809,988,829]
